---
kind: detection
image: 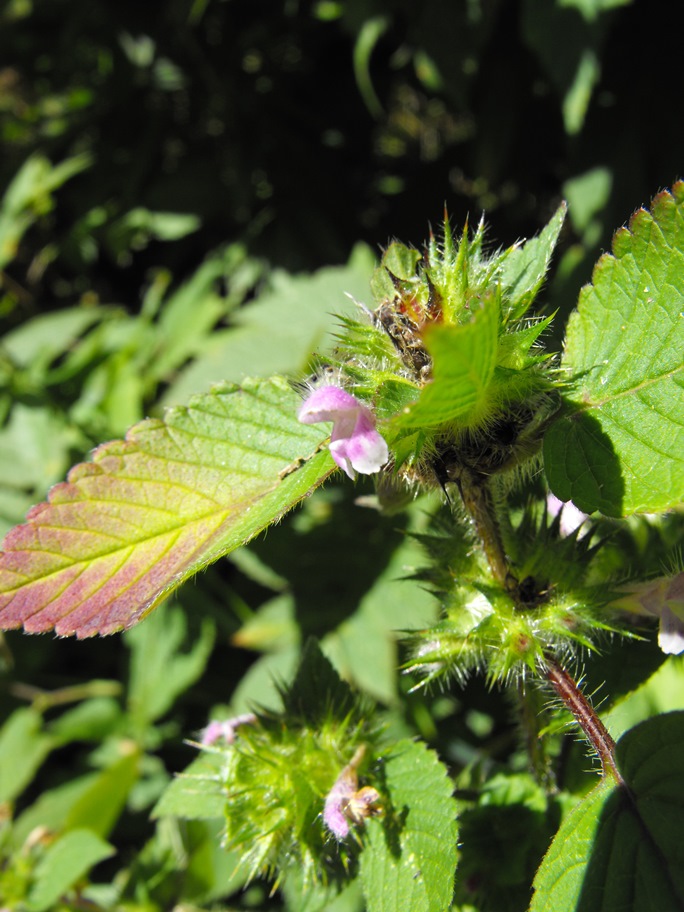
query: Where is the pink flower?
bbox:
[612,572,684,655]
[323,766,355,839]
[298,385,389,480]
[547,493,589,537]
[323,745,381,840]
[201,712,256,746]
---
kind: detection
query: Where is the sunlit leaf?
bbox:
[501,201,567,320]
[0,377,334,637]
[545,184,684,515]
[530,712,684,911]
[393,299,499,428]
[360,739,458,912]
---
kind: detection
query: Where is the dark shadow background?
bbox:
[1,0,682,320]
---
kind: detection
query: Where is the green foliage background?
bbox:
[1,0,683,909]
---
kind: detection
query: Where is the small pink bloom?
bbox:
[201,712,256,746]
[613,572,684,655]
[323,746,381,840]
[298,385,389,480]
[547,493,589,537]
[323,767,355,839]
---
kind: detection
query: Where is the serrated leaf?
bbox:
[501,201,567,320]
[530,711,684,912]
[0,377,334,637]
[544,185,684,515]
[360,739,458,912]
[26,828,115,912]
[394,299,499,428]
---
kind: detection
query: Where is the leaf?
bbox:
[501,201,567,320]
[544,185,684,515]
[153,751,226,821]
[0,707,53,803]
[47,696,123,745]
[322,527,438,705]
[162,245,375,404]
[12,775,104,849]
[1,306,106,374]
[126,602,215,728]
[353,15,390,118]
[241,486,438,705]
[63,748,140,838]
[282,637,357,726]
[530,711,684,912]
[360,739,458,912]
[521,0,609,134]
[394,298,499,428]
[0,152,91,270]
[0,404,77,490]
[0,376,334,637]
[563,167,613,236]
[26,828,115,912]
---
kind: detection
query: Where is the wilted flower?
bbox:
[201,712,257,746]
[298,385,389,480]
[323,745,381,840]
[323,767,354,839]
[612,572,684,655]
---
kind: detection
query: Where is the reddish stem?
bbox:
[546,658,624,785]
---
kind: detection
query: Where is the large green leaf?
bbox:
[0,377,334,637]
[360,739,458,912]
[530,711,684,911]
[544,184,684,515]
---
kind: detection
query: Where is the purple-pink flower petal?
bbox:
[547,493,589,537]
[298,385,388,480]
[200,712,256,746]
[612,572,684,655]
[323,769,354,840]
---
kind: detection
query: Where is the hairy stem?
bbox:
[453,468,622,786]
[456,468,508,586]
[545,658,624,785]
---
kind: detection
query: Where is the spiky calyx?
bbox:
[331,211,565,496]
[205,642,384,889]
[405,501,624,690]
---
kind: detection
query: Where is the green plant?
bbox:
[0,182,682,911]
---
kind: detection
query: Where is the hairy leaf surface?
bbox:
[0,377,333,636]
[361,739,458,912]
[530,712,684,911]
[544,184,684,515]
[501,201,567,320]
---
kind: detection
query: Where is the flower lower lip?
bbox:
[298,384,388,480]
